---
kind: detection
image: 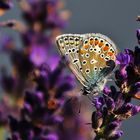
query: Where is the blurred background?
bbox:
[0,0,140,140]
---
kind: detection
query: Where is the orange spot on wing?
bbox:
[80,49,86,54]
[103,46,109,51]
[95,40,99,45]
[84,45,89,49]
[99,42,104,47]
[100,57,104,61]
[108,52,113,56]
[89,39,94,45]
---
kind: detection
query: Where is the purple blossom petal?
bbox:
[92,97,104,110]
[0,0,13,10]
[115,103,133,114]
[137,29,140,44]
[103,86,111,95]
[108,130,123,140]
[131,105,140,116]
[47,55,60,71]
[105,97,115,111]
[45,133,58,140]
[30,46,47,66]
[116,52,130,66]
[105,121,121,135]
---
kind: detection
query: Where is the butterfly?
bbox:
[56,33,118,95]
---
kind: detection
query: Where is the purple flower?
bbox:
[114,47,140,99]
[134,46,140,68]
[131,105,140,115]
[92,97,104,110]
[19,0,68,30]
[45,133,58,140]
[46,55,60,71]
[92,83,140,139]
[0,0,13,16]
[91,45,140,139]
[107,130,123,140]
[0,35,15,51]
[0,0,89,140]
[137,29,140,44]
[30,45,47,66]
[116,52,130,66]
[7,59,85,140]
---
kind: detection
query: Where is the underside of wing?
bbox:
[56,34,88,87]
[78,33,118,87]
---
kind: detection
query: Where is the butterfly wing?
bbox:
[56,34,88,87]
[78,33,118,89]
[56,33,118,94]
